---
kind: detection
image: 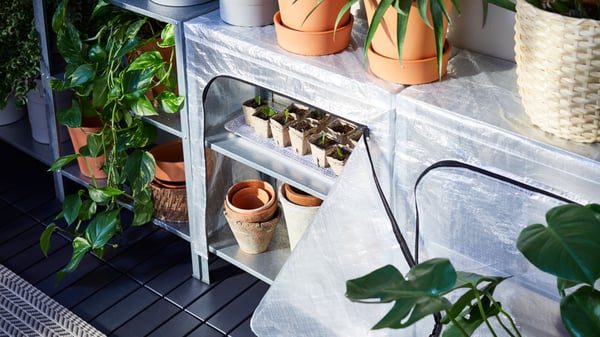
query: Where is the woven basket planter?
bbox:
[150,180,188,223]
[515,0,600,143]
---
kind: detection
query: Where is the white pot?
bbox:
[279,184,320,251]
[26,80,71,144]
[0,95,25,126]
[220,0,279,26]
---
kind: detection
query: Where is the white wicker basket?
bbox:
[515,0,600,143]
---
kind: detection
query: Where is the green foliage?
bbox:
[526,0,599,19]
[517,203,600,337]
[346,258,520,337]
[346,258,521,336]
[0,0,41,109]
[260,106,276,118]
[42,0,183,282]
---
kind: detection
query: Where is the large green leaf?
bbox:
[87,185,124,204]
[124,149,155,193]
[132,189,154,226]
[122,68,155,102]
[55,21,83,64]
[517,204,600,286]
[69,64,95,87]
[442,294,501,337]
[131,95,158,117]
[560,286,600,337]
[85,209,119,250]
[347,259,456,329]
[57,237,91,282]
[62,194,82,225]
[49,154,79,172]
[127,51,163,72]
[158,23,176,47]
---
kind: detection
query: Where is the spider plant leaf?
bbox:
[430,0,445,80]
[364,0,395,62]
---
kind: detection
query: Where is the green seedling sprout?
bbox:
[335,145,344,159]
[254,95,262,106]
[284,108,290,122]
[260,106,276,118]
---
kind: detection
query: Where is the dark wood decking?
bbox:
[0,140,265,336]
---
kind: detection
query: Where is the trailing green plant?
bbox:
[517,203,600,337]
[40,0,184,281]
[0,0,41,109]
[346,258,522,337]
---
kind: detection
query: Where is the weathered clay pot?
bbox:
[225,180,277,223]
[150,139,185,183]
[280,184,320,251]
[224,207,281,254]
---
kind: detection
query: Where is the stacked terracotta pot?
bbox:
[224,180,281,254]
[274,0,354,56]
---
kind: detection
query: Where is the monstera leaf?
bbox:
[517,203,600,286]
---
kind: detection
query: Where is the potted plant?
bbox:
[273,0,354,55]
[514,0,600,143]
[346,258,522,336]
[330,0,515,84]
[517,203,600,337]
[289,118,316,155]
[326,144,352,175]
[40,0,184,281]
[270,108,296,147]
[251,105,276,138]
[242,95,268,127]
[0,0,41,125]
[305,108,331,131]
[309,131,337,168]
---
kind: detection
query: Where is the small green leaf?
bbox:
[125,150,155,192]
[56,100,82,127]
[92,75,109,108]
[157,91,184,114]
[131,95,158,116]
[132,190,154,226]
[69,64,95,87]
[49,154,80,172]
[158,24,175,47]
[40,224,58,256]
[87,185,124,204]
[128,51,164,72]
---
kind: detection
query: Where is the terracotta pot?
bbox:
[273,12,354,56]
[150,139,185,183]
[283,183,322,207]
[225,180,278,223]
[67,117,107,179]
[363,0,452,60]
[278,0,350,32]
[224,207,281,254]
[280,184,320,251]
[367,41,452,85]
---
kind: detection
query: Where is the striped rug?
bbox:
[0,264,105,337]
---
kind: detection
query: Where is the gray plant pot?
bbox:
[0,95,25,126]
[26,80,71,144]
[220,0,279,27]
[150,0,212,6]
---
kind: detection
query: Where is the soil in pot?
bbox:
[305,109,331,132]
[326,118,356,144]
[242,96,268,126]
[327,145,352,176]
[270,111,296,147]
[251,107,275,138]
[289,119,316,155]
[285,103,309,120]
[309,131,337,168]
